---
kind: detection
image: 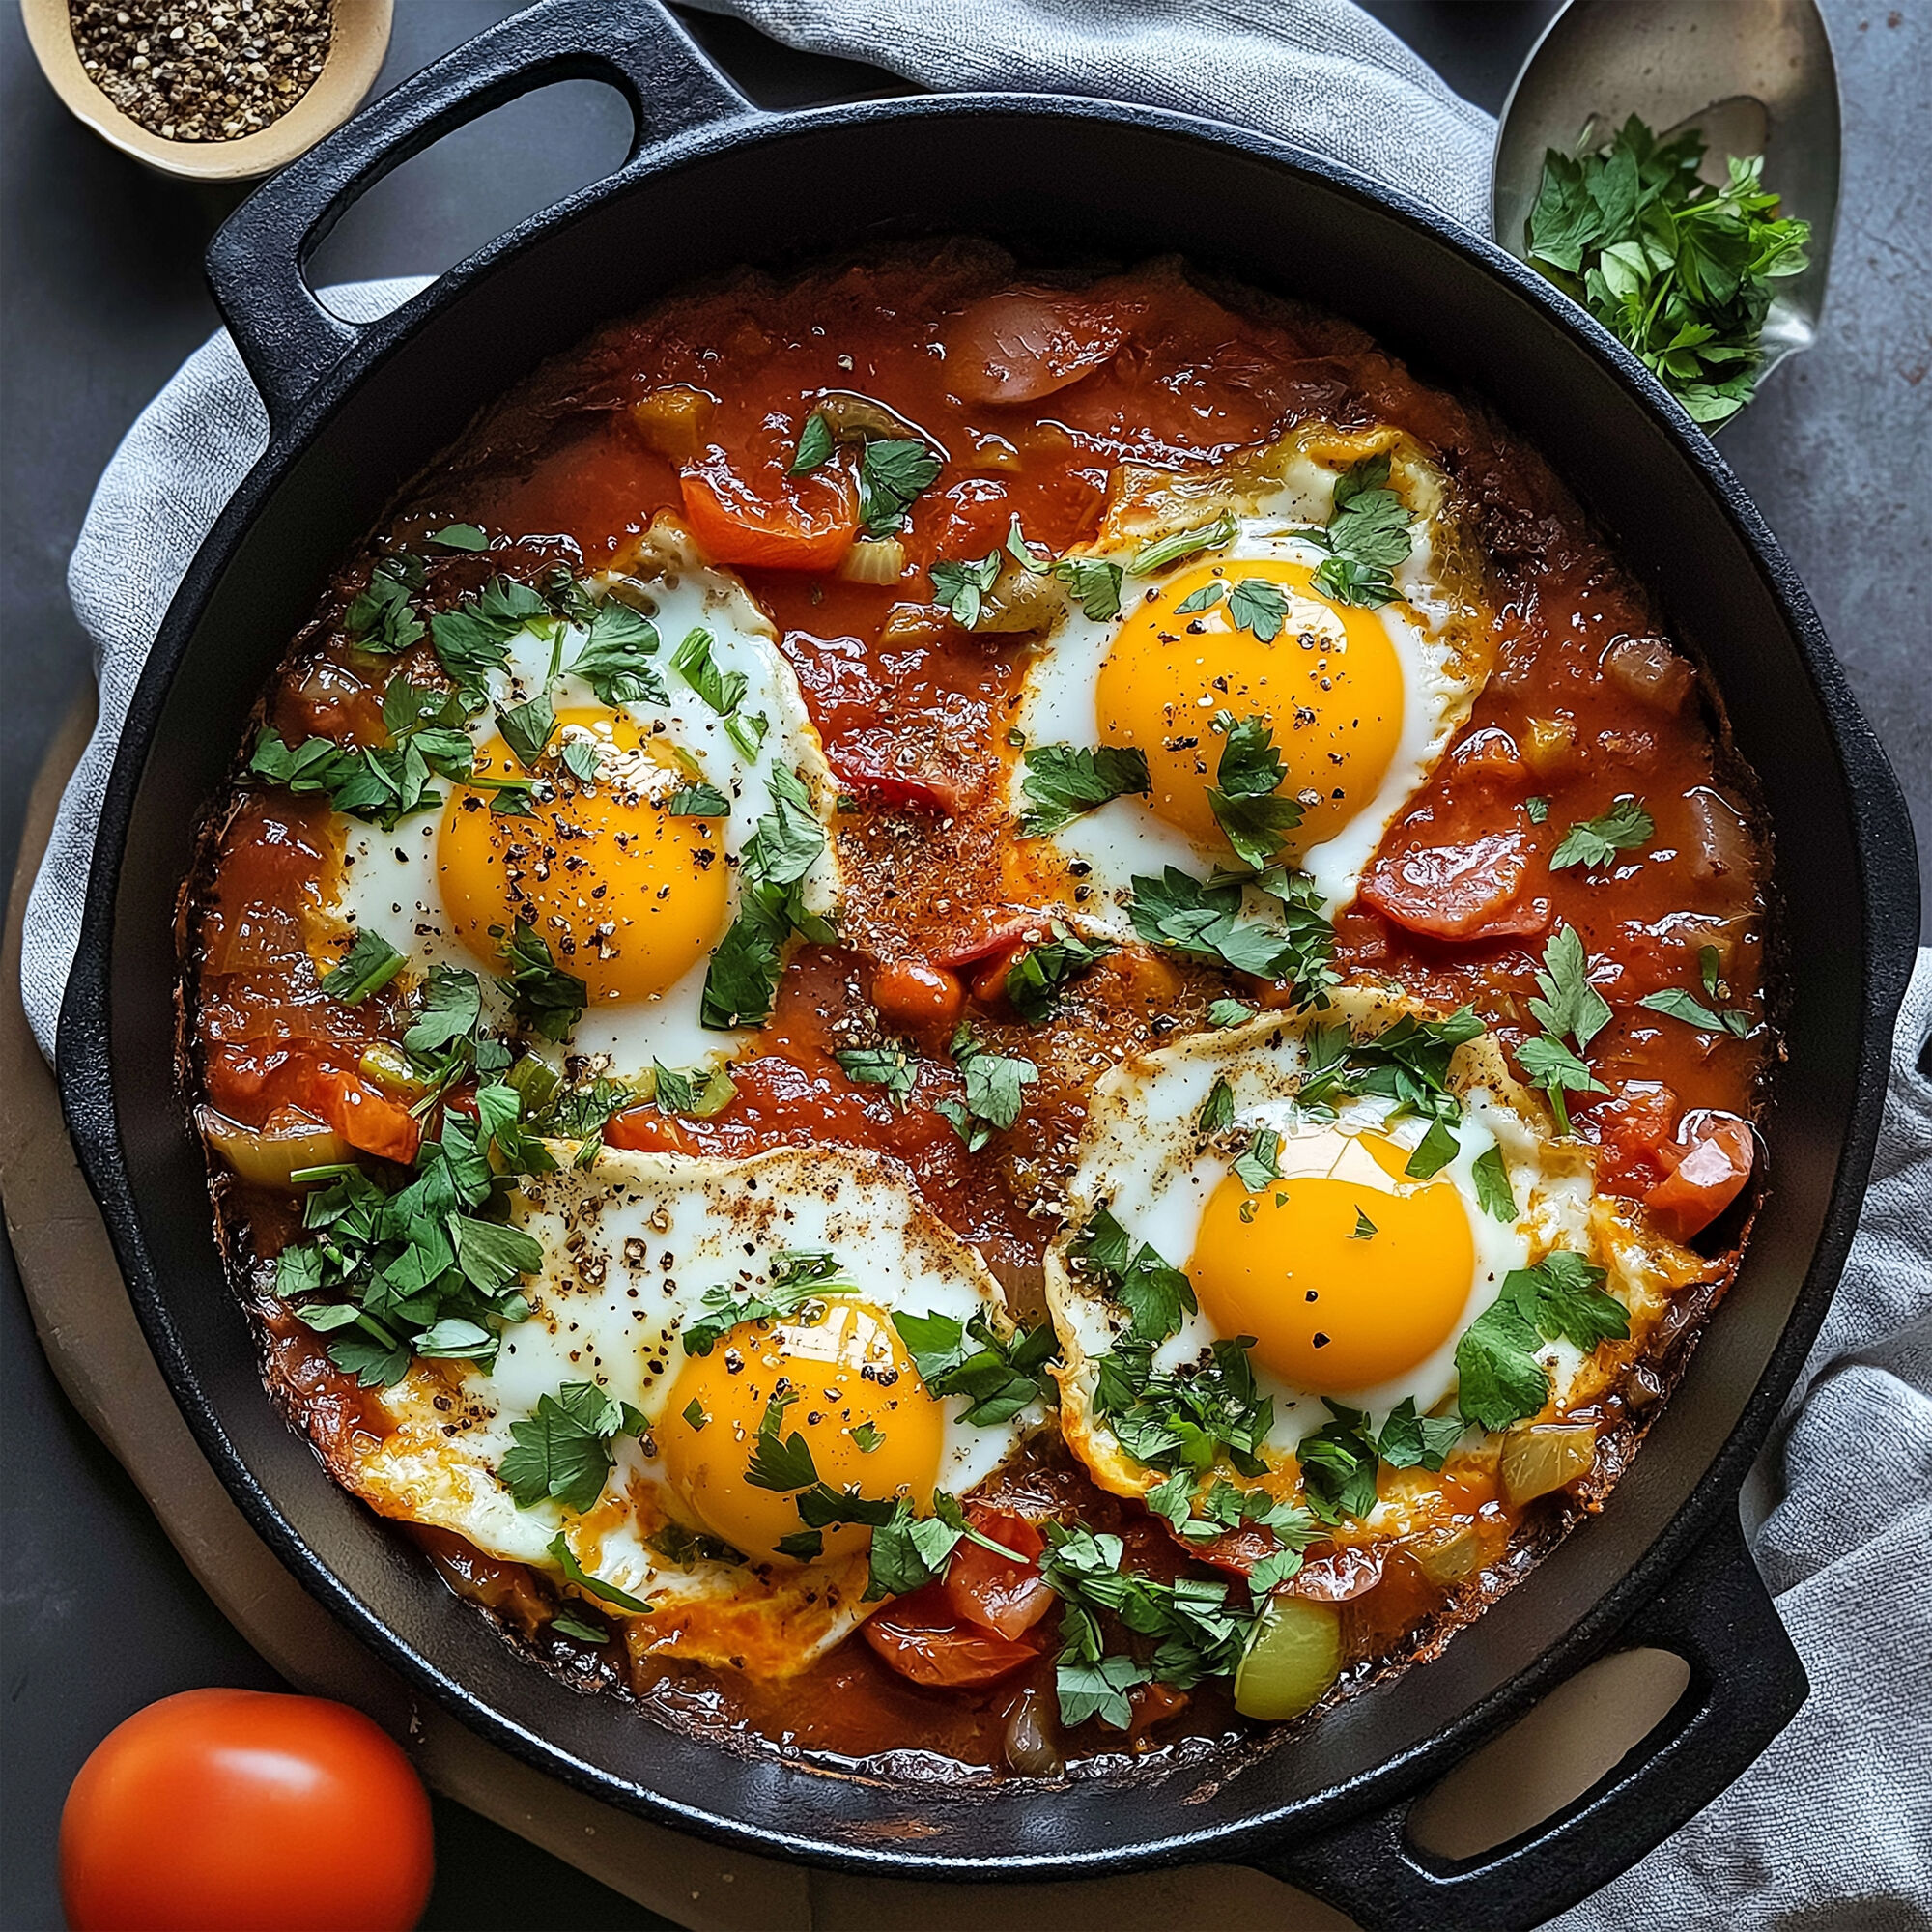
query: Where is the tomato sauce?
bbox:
[182,243,1772,1778]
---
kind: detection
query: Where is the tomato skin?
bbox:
[1646,1109,1755,1241]
[945,1512,1052,1640]
[1361,830,1551,942]
[680,467,856,572]
[61,1690,433,1932]
[306,1067,422,1164]
[870,958,965,1032]
[945,291,1124,404]
[863,1582,1043,1687]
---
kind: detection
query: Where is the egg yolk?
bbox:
[437,709,729,1004]
[1094,555,1405,858]
[1189,1129,1476,1394]
[658,1300,944,1563]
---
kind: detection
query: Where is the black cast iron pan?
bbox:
[55,4,1920,1926]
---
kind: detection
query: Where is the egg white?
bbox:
[1047,989,1619,1499]
[327,525,838,1078]
[347,1143,1039,1674]
[1007,426,1492,929]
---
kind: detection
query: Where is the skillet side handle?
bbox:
[1248,1509,1805,1932]
[205,0,753,432]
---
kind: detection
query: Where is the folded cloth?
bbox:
[684,0,1495,232]
[16,8,1931,1925]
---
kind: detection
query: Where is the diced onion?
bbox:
[627,385,715,463]
[1500,1424,1598,1505]
[838,538,907,585]
[1603,635,1696,714]
[1235,1595,1342,1720]
[970,560,1064,634]
[357,1041,426,1099]
[1408,1524,1488,1586]
[1002,1686,1065,1777]
[1520,715,1580,781]
[197,1105,348,1190]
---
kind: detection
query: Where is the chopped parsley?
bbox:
[497,922,586,1043]
[1227,577,1292,642]
[1232,1127,1283,1193]
[938,1026,1037,1151]
[1016,743,1151,838]
[568,599,665,706]
[1068,1207,1197,1346]
[1207,714,1303,869]
[1306,453,1412,609]
[319,928,405,1005]
[547,1532,651,1614]
[1525,114,1811,426]
[499,1380,643,1515]
[1093,1335,1274,1480]
[497,693,555,769]
[1127,864,1334,1002]
[864,1492,1024,1602]
[428,523,488,552]
[681,1248,860,1359]
[1128,513,1238,577]
[1471,1143,1519,1221]
[670,626,748,722]
[344,554,428,654]
[1004,923,1111,1022]
[1518,925,1611,1134]
[1207,997,1258,1028]
[893,1307,1059,1425]
[1197,1076,1236,1135]
[665,780,730,816]
[930,551,1003,628]
[856,438,943,537]
[1404,1116,1461,1180]
[1640,954,1751,1037]
[430,574,551,704]
[1454,1252,1628,1432]
[1549,795,1653,871]
[832,1041,918,1108]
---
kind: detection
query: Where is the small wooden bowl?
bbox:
[20,0,393,182]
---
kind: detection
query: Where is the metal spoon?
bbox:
[1492,0,1841,424]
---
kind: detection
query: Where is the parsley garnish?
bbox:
[1233,1127,1283,1193]
[1454,1252,1628,1432]
[249,727,471,834]
[1208,998,1258,1028]
[1525,795,1550,825]
[1127,865,1334,1003]
[930,551,1003,628]
[568,600,665,706]
[497,693,555,769]
[1640,953,1751,1037]
[497,922,586,1043]
[547,1532,651,1614]
[1471,1144,1518,1220]
[681,1248,860,1358]
[1197,1076,1236,1134]
[499,1380,641,1514]
[1016,743,1151,838]
[1549,795,1653,871]
[1227,578,1291,642]
[1405,1116,1461,1180]
[892,1308,1058,1426]
[430,575,550,704]
[1526,115,1811,426]
[1002,518,1126,619]
[745,1387,818,1492]
[857,439,943,537]
[1207,714,1303,869]
[938,1026,1037,1151]
[428,523,488,552]
[1307,454,1412,609]
[832,1042,918,1108]
[666,781,729,816]
[700,763,834,1031]
[1518,925,1611,1134]
[670,627,748,722]
[1005,923,1111,1022]
[320,928,405,1005]
[1069,1207,1199,1345]
[863,1492,1025,1602]
[789,412,836,475]
[344,554,427,653]
[1093,1335,1274,1479]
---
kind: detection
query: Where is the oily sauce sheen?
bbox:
[184,245,1772,1777]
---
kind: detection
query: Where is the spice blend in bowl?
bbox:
[68,0,333,145]
[21,0,389,181]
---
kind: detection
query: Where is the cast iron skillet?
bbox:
[56,3,1919,1926]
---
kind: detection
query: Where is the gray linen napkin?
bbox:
[18,7,1931,1924]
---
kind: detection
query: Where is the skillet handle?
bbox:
[205,0,754,431]
[1248,1509,1805,1932]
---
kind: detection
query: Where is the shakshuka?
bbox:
[180,243,1773,1781]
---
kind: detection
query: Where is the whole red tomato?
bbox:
[60,1689,434,1932]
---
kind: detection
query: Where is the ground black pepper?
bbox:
[69,0,333,143]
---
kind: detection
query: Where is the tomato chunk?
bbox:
[680,465,857,572]
[946,292,1124,405]
[870,959,965,1032]
[945,1512,1052,1641]
[1582,1080,1683,1199]
[863,1581,1042,1687]
[1646,1109,1755,1240]
[1361,830,1550,941]
[305,1067,421,1164]
[825,743,962,812]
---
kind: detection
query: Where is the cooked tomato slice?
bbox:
[1581,1080,1682,1199]
[933,916,1049,971]
[680,465,858,572]
[1646,1109,1755,1240]
[946,291,1124,405]
[305,1067,421,1164]
[1360,829,1551,941]
[945,1511,1052,1641]
[825,742,962,812]
[863,1581,1042,1687]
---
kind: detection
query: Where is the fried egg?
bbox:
[1047,987,1674,1516]
[345,1144,1038,1675]
[327,523,839,1075]
[1007,425,1492,928]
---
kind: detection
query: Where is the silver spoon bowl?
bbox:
[1492,0,1841,426]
